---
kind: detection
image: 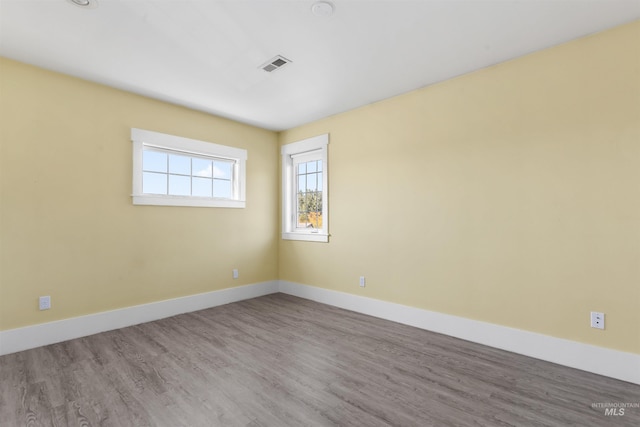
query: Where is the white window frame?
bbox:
[131,128,247,208]
[281,134,329,242]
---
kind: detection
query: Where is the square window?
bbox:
[193,158,212,177]
[214,160,233,179]
[169,154,191,175]
[142,171,167,194]
[192,177,212,197]
[168,174,190,196]
[143,151,167,173]
[213,179,232,199]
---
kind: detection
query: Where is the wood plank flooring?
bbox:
[1,293,638,426]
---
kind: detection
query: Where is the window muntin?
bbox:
[132,128,247,208]
[281,134,328,242]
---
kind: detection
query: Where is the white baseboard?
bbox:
[0,281,279,356]
[3,279,638,385]
[279,281,640,385]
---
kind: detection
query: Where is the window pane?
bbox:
[307,161,317,173]
[193,158,212,177]
[168,174,190,196]
[169,154,191,175]
[304,193,313,213]
[297,191,305,211]
[317,160,322,172]
[298,163,306,174]
[213,161,232,179]
[307,174,317,191]
[311,191,322,228]
[312,212,323,229]
[310,192,322,213]
[142,172,167,194]
[143,150,167,173]
[192,177,212,197]
[317,172,323,191]
[213,179,232,198]
[296,190,323,229]
[298,175,306,192]
[297,192,309,226]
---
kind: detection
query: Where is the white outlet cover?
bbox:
[590,311,605,330]
[39,296,51,310]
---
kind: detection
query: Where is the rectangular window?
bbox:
[282,134,329,242]
[132,128,247,208]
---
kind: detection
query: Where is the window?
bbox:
[131,128,247,208]
[281,134,329,242]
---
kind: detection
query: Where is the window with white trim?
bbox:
[131,128,247,208]
[281,134,329,242]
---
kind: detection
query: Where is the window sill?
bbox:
[133,195,245,208]
[282,232,329,243]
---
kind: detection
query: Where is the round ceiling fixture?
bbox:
[67,0,98,9]
[311,1,334,18]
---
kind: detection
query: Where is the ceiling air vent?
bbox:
[260,55,292,73]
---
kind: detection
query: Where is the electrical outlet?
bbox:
[359,276,366,287]
[39,296,51,311]
[590,311,605,330]
[232,269,239,279]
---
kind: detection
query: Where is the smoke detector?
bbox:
[260,55,292,73]
[311,1,334,17]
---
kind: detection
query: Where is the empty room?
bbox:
[1,0,639,426]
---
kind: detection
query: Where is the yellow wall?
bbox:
[0,58,279,330]
[279,21,640,354]
[2,21,638,356]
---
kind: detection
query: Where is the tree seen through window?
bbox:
[296,160,323,229]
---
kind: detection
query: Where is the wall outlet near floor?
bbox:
[590,311,605,330]
[359,276,366,287]
[39,296,51,311]
[232,269,239,279]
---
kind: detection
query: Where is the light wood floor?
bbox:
[1,294,638,426]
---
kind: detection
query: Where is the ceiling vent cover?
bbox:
[260,55,292,73]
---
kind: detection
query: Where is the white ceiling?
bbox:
[1,0,639,131]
